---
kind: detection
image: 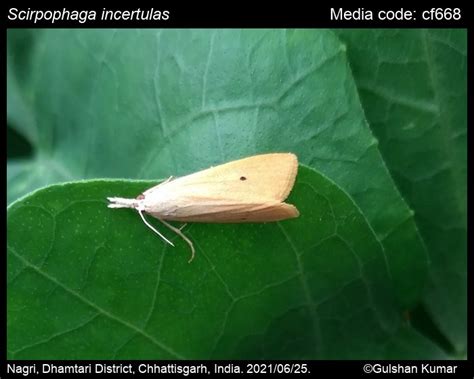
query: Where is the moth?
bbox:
[107,153,299,262]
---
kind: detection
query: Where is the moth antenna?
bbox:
[137,208,175,248]
[159,219,195,263]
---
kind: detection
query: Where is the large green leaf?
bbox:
[7,167,445,359]
[7,29,428,306]
[335,29,467,356]
[6,29,457,359]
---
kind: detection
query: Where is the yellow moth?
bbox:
[107,153,299,262]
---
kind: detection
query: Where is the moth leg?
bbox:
[137,209,175,247]
[161,176,174,185]
[179,223,187,231]
[150,176,174,192]
[159,219,195,263]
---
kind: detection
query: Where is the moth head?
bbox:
[135,194,146,212]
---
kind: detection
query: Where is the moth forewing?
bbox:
[146,201,300,223]
[142,193,300,222]
[144,153,298,203]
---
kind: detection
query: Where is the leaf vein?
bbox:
[8,245,186,360]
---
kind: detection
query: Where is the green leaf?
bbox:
[6,29,451,358]
[7,29,428,310]
[7,166,444,359]
[335,29,467,355]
